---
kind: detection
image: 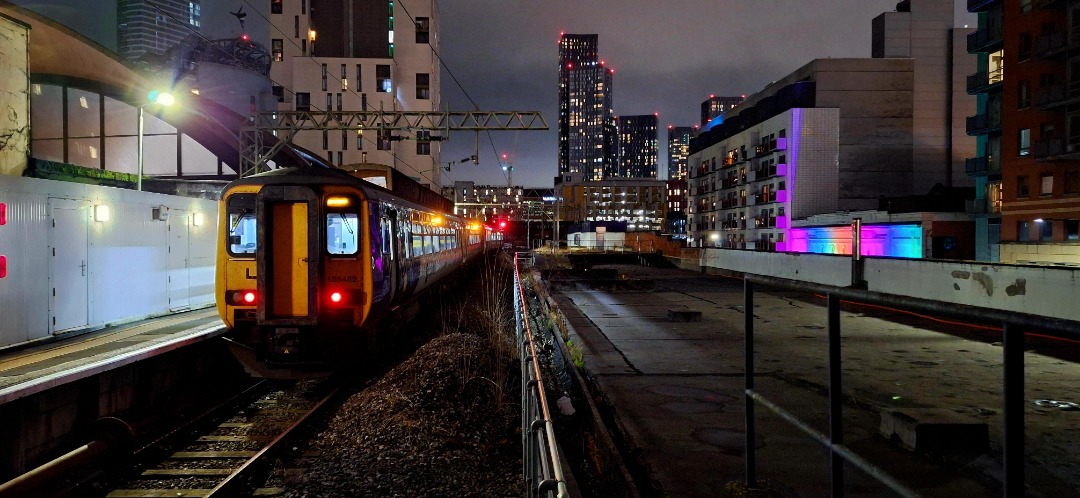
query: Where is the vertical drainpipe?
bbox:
[945,27,954,187]
[851,217,866,288]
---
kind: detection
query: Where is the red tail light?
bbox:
[326,290,355,306]
[228,290,257,305]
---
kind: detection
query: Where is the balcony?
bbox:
[754,216,777,229]
[1035,82,1080,110]
[1035,31,1067,59]
[965,156,999,177]
[967,70,1003,94]
[966,113,1001,135]
[752,191,778,205]
[1035,0,1065,9]
[967,26,1003,53]
[967,0,1002,13]
[1035,137,1080,160]
[965,198,1002,216]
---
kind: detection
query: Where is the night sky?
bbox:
[11,0,975,188]
[438,0,976,187]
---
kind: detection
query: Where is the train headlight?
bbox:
[326,196,351,208]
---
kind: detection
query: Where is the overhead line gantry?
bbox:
[239,110,548,178]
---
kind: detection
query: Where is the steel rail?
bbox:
[207,387,341,496]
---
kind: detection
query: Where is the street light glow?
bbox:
[138,90,176,191]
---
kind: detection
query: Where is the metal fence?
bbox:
[513,254,570,498]
[741,274,1080,497]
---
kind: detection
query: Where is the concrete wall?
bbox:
[0,176,218,350]
[0,14,29,176]
[0,339,242,482]
[698,248,1080,323]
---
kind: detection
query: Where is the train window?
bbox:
[228,213,257,254]
[411,234,422,256]
[226,194,257,256]
[326,213,359,255]
[380,219,393,256]
[431,234,441,252]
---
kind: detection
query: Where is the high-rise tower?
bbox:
[558,33,616,181]
[667,125,696,181]
[617,114,658,178]
[118,0,201,62]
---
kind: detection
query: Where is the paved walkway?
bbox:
[548,263,1080,497]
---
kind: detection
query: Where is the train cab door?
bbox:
[256,186,320,325]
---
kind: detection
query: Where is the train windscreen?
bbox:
[327,213,359,255]
[227,194,257,255]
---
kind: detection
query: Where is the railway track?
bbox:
[100,379,339,498]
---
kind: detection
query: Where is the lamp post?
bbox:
[137,91,175,191]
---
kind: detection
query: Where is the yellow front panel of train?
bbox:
[271,202,309,317]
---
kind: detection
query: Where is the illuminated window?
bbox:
[1041,173,1053,195]
[376,65,392,93]
[272,39,283,61]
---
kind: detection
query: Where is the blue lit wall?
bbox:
[701,115,723,132]
[786,224,922,258]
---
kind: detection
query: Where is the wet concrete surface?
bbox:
[544,261,1080,497]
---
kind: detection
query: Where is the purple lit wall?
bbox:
[785,224,922,258]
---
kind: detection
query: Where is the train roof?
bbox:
[224,167,455,217]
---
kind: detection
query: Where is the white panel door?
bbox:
[50,199,89,334]
[167,210,191,311]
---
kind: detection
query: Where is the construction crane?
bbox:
[238,110,547,177]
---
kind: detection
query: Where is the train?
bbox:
[215,166,501,378]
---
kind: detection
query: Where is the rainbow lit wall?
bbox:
[784,224,922,258]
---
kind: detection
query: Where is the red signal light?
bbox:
[243,291,256,303]
[330,291,343,303]
[241,34,249,41]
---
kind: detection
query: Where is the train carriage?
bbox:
[216,167,488,377]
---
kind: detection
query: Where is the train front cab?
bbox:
[219,184,372,375]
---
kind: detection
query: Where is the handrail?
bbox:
[741,273,1080,497]
[514,253,570,498]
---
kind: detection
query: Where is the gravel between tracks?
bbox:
[282,332,523,497]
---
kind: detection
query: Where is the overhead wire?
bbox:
[395,0,516,187]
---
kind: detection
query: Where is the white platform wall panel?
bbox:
[0,175,218,350]
[0,187,50,345]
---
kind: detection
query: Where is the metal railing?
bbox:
[514,254,570,498]
[741,272,1080,497]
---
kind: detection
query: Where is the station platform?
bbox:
[0,308,226,405]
